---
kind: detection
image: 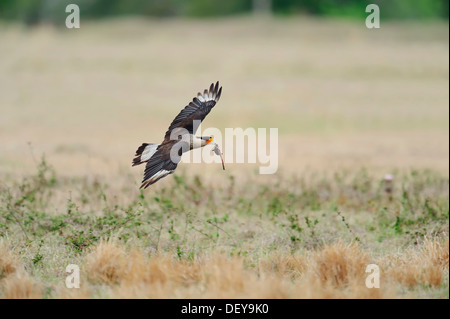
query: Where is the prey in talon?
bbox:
[212,142,225,170]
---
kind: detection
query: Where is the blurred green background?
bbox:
[0,0,448,25]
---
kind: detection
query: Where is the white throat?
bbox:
[191,135,206,149]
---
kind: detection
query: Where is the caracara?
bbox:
[132,81,223,189]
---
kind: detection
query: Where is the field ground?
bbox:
[0,17,448,298]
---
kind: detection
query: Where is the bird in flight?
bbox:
[133,81,223,189]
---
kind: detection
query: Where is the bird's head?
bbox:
[202,136,214,145]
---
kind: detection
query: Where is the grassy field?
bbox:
[0,17,448,299]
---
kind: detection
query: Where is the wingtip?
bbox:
[194,81,222,103]
[216,86,222,102]
[210,81,222,102]
[213,81,219,96]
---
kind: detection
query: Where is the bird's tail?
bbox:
[132,143,160,166]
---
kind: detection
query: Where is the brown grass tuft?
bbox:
[2,271,42,299]
[0,241,20,279]
[422,236,449,269]
[384,236,448,288]
[312,241,370,287]
[259,253,306,279]
[85,240,128,285]
[122,251,170,285]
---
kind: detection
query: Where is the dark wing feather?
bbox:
[140,148,178,189]
[163,81,222,140]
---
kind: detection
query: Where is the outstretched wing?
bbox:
[163,81,222,141]
[140,147,178,189]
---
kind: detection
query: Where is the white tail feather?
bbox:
[140,144,159,162]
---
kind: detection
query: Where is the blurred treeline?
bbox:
[0,0,448,25]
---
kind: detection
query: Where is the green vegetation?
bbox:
[1,157,447,258]
[0,0,448,26]
[0,157,448,298]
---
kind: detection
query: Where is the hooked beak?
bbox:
[206,137,214,145]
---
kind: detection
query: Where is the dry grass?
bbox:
[0,241,42,299]
[311,241,370,287]
[85,239,128,285]
[423,236,449,269]
[1,271,42,299]
[259,253,306,280]
[383,237,449,288]
[0,241,20,279]
[2,237,447,299]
